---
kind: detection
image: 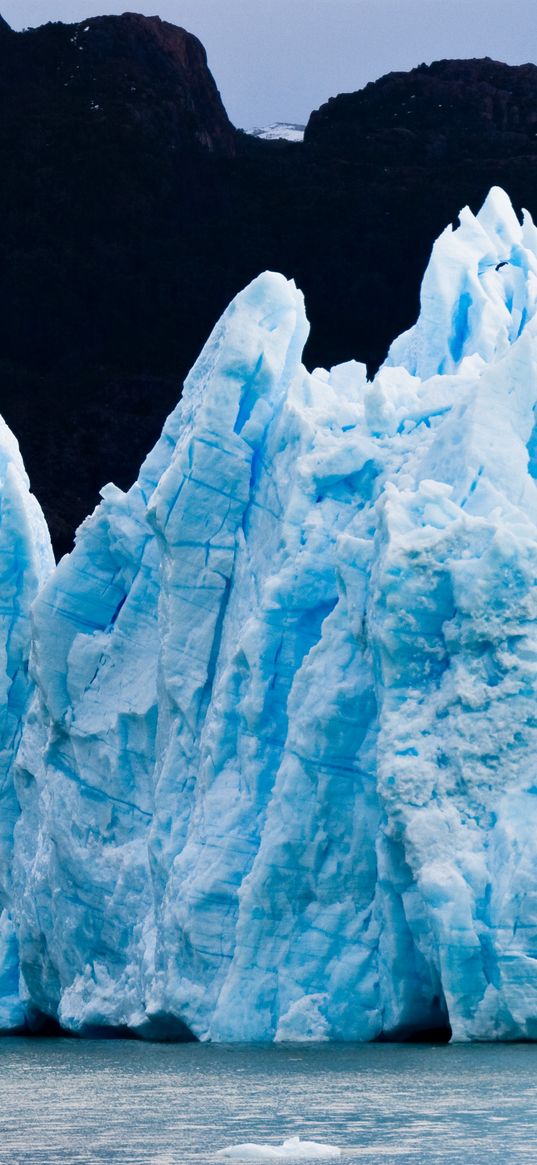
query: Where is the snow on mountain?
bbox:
[247,123,305,142]
[4,187,537,1042]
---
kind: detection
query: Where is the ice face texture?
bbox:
[0,423,53,1031]
[10,187,537,1041]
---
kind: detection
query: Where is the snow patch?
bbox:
[247,123,305,142]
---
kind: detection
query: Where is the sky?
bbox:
[3,0,537,128]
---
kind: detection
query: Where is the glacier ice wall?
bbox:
[9,186,537,1041]
[0,421,53,1031]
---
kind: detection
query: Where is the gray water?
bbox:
[0,1038,534,1164]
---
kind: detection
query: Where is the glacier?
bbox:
[0,420,53,1031]
[3,185,537,1041]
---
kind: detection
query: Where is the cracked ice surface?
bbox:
[9,187,537,1041]
[0,420,53,1031]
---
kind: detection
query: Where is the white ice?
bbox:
[216,1136,341,1160]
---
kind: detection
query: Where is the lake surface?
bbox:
[0,1039,534,1164]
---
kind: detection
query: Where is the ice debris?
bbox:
[216,1136,341,1160]
[4,187,537,1042]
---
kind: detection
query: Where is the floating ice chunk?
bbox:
[216,1136,341,1160]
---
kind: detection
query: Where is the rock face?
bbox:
[6,188,537,1042]
[2,12,236,155]
[305,58,537,163]
[4,26,537,556]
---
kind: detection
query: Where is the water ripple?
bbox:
[0,1040,534,1164]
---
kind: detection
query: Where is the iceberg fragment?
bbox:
[7,186,537,1042]
[216,1137,341,1161]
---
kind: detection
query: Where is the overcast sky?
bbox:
[3,0,537,128]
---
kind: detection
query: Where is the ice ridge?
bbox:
[4,187,537,1042]
[0,420,53,1031]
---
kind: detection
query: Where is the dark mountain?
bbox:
[306,57,537,162]
[0,12,235,154]
[1,17,537,553]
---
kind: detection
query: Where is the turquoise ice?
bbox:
[6,187,537,1041]
[0,420,53,1030]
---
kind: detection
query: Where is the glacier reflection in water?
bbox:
[0,1040,534,1164]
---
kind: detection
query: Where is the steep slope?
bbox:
[0,12,236,154]
[8,188,537,1042]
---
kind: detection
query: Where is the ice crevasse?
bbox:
[3,185,537,1042]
